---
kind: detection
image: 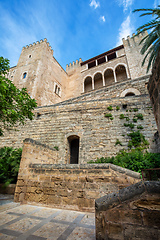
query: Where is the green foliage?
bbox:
[125,117,130,121]
[135,113,144,120]
[105,113,112,118]
[110,117,114,120]
[133,108,138,112]
[126,109,128,112]
[129,109,132,112]
[0,57,37,135]
[88,149,160,173]
[107,105,113,111]
[127,130,149,148]
[137,125,144,129]
[115,139,122,146]
[124,123,135,129]
[0,146,22,185]
[133,6,160,72]
[54,146,59,151]
[119,114,125,119]
[116,106,120,111]
[133,118,138,122]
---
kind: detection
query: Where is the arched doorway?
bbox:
[68,135,79,164]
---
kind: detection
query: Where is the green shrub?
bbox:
[105,113,112,118]
[137,125,144,130]
[129,109,132,112]
[127,131,148,148]
[116,106,120,111]
[120,114,125,119]
[107,106,113,111]
[0,147,22,185]
[115,139,122,146]
[88,149,160,173]
[133,118,137,122]
[133,108,138,112]
[54,146,59,151]
[125,117,130,121]
[136,113,144,120]
[110,117,114,120]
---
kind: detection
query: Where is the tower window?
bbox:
[29,55,32,58]
[23,72,27,79]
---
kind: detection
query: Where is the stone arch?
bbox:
[84,76,92,93]
[67,135,80,164]
[104,68,114,86]
[120,88,141,97]
[115,64,128,82]
[94,72,103,90]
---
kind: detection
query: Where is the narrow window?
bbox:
[29,55,32,58]
[23,72,27,79]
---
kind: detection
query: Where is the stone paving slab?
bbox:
[0,203,95,240]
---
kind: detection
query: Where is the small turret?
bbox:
[66,58,83,72]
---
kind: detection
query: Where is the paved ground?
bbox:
[0,195,95,240]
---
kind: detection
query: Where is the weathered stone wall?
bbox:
[0,93,158,161]
[9,39,68,106]
[14,139,141,211]
[95,181,160,240]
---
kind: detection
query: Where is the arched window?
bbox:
[115,65,127,82]
[125,92,135,97]
[120,88,141,97]
[104,69,114,86]
[84,76,92,93]
[23,72,27,79]
[68,135,80,164]
[94,72,103,90]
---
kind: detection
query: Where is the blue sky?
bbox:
[0,0,159,70]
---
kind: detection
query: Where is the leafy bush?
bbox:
[116,106,120,111]
[0,147,22,185]
[88,149,160,173]
[120,114,125,119]
[136,113,144,120]
[137,125,144,130]
[54,146,59,151]
[128,131,148,148]
[115,139,122,146]
[105,113,112,118]
[107,106,113,111]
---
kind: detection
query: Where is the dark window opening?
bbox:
[88,61,96,69]
[23,72,27,79]
[97,57,106,65]
[29,55,32,58]
[125,92,135,97]
[122,104,127,109]
[107,52,116,61]
[68,136,79,164]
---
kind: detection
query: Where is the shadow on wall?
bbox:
[95,181,160,240]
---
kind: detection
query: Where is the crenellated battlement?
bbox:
[66,58,82,71]
[22,38,54,55]
[122,30,148,47]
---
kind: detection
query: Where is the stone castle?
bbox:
[1,30,159,164]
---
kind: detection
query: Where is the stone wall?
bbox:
[14,138,141,211]
[95,181,160,240]
[0,92,158,161]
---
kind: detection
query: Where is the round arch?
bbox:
[120,88,141,97]
[104,68,114,86]
[115,64,128,82]
[94,72,103,90]
[84,76,92,93]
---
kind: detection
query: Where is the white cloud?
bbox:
[100,16,106,22]
[116,15,134,46]
[117,0,134,12]
[89,0,100,9]
[154,0,160,7]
